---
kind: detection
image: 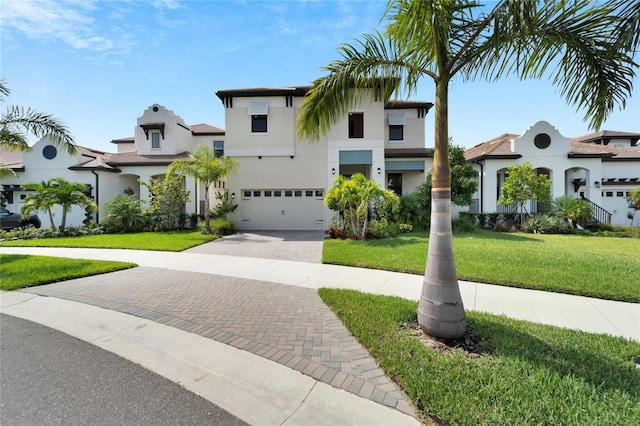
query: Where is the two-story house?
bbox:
[214,86,434,230]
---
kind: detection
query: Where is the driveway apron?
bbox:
[22,266,415,415]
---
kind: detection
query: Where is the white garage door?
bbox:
[240,189,326,230]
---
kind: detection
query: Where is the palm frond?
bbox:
[0,79,10,101]
[0,128,30,151]
[457,0,636,130]
[297,31,430,141]
[0,106,76,154]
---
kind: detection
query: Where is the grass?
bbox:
[0,230,217,252]
[323,230,640,302]
[0,254,136,291]
[319,288,640,426]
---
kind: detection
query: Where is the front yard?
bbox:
[320,289,640,425]
[323,230,640,303]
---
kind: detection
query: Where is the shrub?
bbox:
[398,223,413,233]
[521,214,570,234]
[101,195,147,233]
[452,215,475,234]
[366,218,390,239]
[0,225,104,241]
[207,218,237,236]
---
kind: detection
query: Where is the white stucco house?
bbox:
[1,104,224,227]
[464,121,640,226]
[214,86,434,230]
[3,93,638,230]
[1,87,434,230]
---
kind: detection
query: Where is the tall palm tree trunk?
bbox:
[418,78,467,339]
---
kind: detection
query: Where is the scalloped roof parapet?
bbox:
[139,104,187,128]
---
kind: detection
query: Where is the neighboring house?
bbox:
[465,120,640,226]
[0,104,224,227]
[214,86,434,230]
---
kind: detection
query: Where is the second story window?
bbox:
[249,101,268,133]
[388,113,406,141]
[349,113,363,138]
[389,125,404,141]
[252,115,267,133]
[151,132,160,149]
[214,140,224,157]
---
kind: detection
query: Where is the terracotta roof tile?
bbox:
[190,123,225,135]
[464,134,520,161]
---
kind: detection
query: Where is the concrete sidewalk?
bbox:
[2,246,638,341]
[1,246,638,425]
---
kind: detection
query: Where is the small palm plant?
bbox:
[101,194,147,233]
[552,195,593,229]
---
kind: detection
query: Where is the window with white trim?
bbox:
[388,113,406,141]
[151,132,160,149]
[249,101,268,133]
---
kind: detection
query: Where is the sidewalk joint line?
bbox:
[279,381,317,425]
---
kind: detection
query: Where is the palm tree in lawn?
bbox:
[21,180,58,231]
[297,0,637,338]
[48,177,96,232]
[0,80,76,153]
[166,145,239,234]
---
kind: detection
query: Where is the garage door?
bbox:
[240,189,326,230]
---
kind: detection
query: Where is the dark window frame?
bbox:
[213,140,224,157]
[348,113,363,138]
[389,125,404,141]
[252,115,267,133]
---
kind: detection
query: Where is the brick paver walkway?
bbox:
[24,267,415,415]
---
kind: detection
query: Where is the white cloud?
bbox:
[1,0,135,58]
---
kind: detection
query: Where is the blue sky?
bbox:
[2,0,639,153]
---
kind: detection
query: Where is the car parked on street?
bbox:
[0,208,41,230]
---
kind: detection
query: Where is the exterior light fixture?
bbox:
[331,168,336,175]
[231,192,235,200]
[594,181,601,188]
[377,167,381,174]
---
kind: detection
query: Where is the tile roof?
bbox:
[385,100,433,110]
[465,133,640,161]
[104,151,192,166]
[190,123,225,135]
[572,130,640,144]
[464,134,520,161]
[0,149,24,170]
[216,86,312,99]
[110,137,135,144]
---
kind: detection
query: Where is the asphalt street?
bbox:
[0,314,247,426]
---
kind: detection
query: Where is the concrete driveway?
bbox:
[185,230,326,263]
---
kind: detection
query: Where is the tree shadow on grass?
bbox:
[470,313,640,397]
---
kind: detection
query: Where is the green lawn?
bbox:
[0,230,217,252]
[320,288,640,426]
[323,230,640,302]
[0,254,136,291]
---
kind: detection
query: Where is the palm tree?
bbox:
[326,173,399,238]
[297,0,637,338]
[166,144,239,233]
[0,80,76,154]
[48,177,96,232]
[21,180,58,231]
[21,178,96,232]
